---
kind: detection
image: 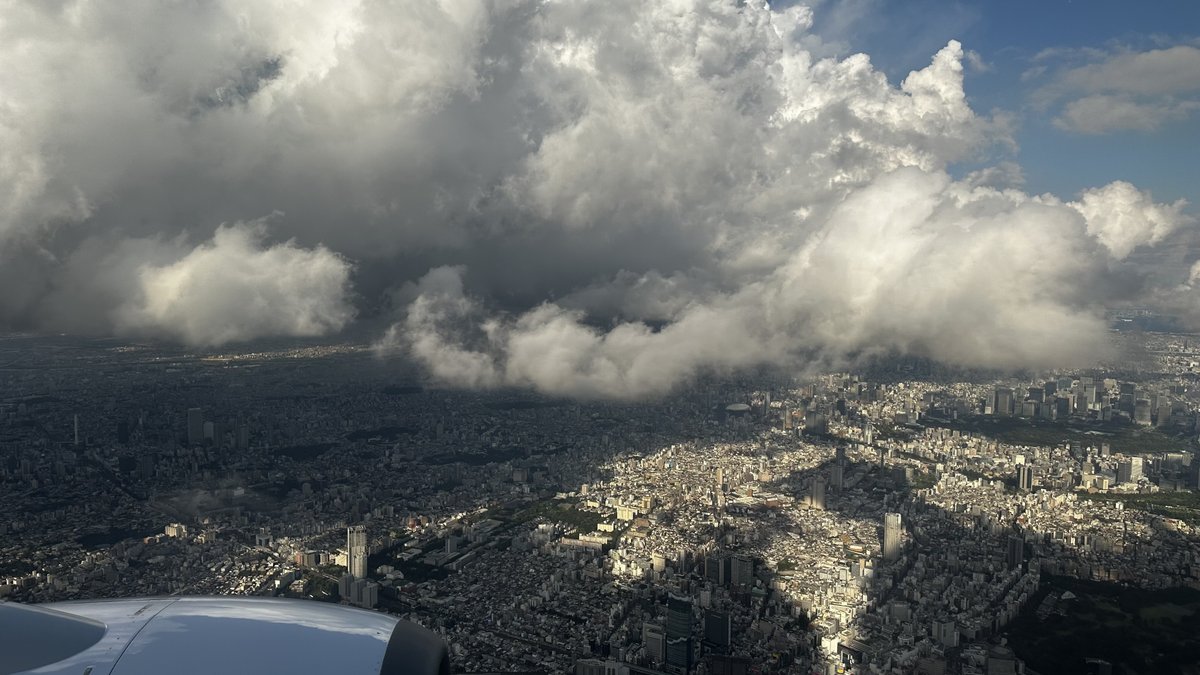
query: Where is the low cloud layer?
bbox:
[115,222,354,347]
[381,168,1178,399]
[0,0,1196,397]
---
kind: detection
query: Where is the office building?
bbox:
[704,554,724,585]
[1118,457,1144,485]
[666,594,693,672]
[730,554,753,588]
[703,610,731,653]
[1156,401,1173,427]
[883,512,902,563]
[1119,382,1135,413]
[1006,536,1024,570]
[347,525,368,580]
[932,618,958,648]
[993,388,1013,416]
[811,479,826,510]
[338,573,378,608]
[1054,396,1071,419]
[804,409,828,436]
[1016,465,1033,492]
[643,623,665,664]
[1134,399,1152,425]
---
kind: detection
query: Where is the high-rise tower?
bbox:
[883,512,902,563]
[665,594,693,672]
[347,525,368,580]
[1016,465,1033,492]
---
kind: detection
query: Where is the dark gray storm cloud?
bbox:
[0,0,1194,396]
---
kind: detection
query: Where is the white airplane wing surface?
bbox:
[0,597,449,675]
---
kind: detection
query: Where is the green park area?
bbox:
[1006,576,1200,675]
[1080,490,1200,526]
[512,498,605,533]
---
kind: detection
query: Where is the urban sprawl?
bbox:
[4,332,1200,674]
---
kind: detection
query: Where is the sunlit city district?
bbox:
[5,332,1200,674]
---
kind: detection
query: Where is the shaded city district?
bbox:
[5,332,1200,674]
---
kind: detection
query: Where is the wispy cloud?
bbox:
[1028,44,1200,133]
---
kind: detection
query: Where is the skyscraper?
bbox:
[1134,399,1152,425]
[730,554,753,588]
[702,610,731,653]
[643,623,666,664]
[1055,396,1072,419]
[1119,382,1135,413]
[347,525,368,580]
[1118,457,1144,485]
[1006,536,1024,570]
[933,618,958,648]
[666,594,693,672]
[883,512,902,563]
[993,388,1013,417]
[811,479,826,510]
[1156,400,1173,427]
[705,554,724,584]
[1016,465,1033,492]
[186,407,204,446]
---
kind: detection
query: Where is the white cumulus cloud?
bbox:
[0,0,1194,392]
[116,221,354,347]
[1068,181,1194,260]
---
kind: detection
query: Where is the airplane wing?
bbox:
[0,597,449,675]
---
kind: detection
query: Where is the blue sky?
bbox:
[798,0,1200,207]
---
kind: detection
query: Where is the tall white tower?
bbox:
[883,512,902,563]
[347,526,368,580]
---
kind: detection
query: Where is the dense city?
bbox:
[5,331,1200,674]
